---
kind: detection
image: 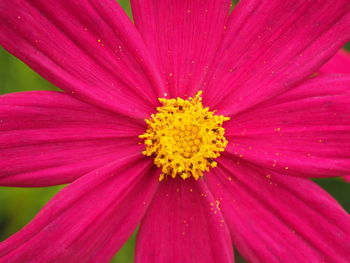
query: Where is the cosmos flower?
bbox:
[1,0,350,262]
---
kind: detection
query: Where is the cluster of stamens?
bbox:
[139,91,229,181]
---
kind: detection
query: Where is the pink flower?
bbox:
[1,0,350,262]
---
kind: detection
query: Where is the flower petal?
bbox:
[135,178,233,263]
[0,154,159,263]
[319,50,350,183]
[320,49,350,74]
[207,157,350,263]
[0,0,164,118]
[317,48,350,183]
[224,75,350,178]
[0,91,144,187]
[203,0,350,115]
[131,0,231,97]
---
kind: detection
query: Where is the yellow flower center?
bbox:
[139,91,230,181]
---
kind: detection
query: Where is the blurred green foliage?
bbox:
[0,1,350,263]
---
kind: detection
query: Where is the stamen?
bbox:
[139,91,229,181]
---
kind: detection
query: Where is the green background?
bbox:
[0,1,349,262]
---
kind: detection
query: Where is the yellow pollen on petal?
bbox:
[139,91,230,181]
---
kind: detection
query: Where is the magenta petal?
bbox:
[320,49,350,182]
[0,91,144,187]
[131,0,231,98]
[0,155,159,263]
[206,157,350,263]
[135,178,233,263]
[320,49,350,74]
[224,75,350,178]
[0,0,164,117]
[204,0,350,114]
